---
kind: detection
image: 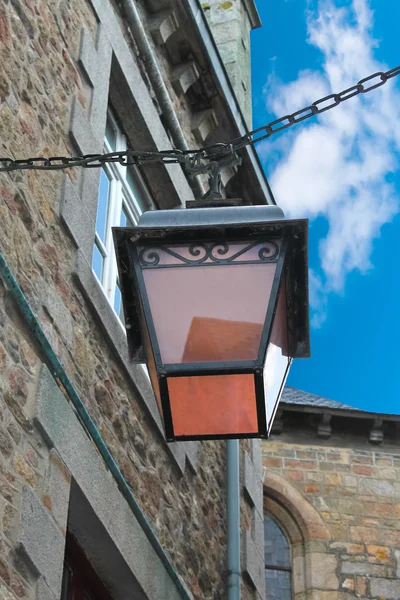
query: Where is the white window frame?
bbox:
[93,109,154,327]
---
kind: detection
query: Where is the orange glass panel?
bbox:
[142,249,278,363]
[167,374,258,437]
[263,283,291,431]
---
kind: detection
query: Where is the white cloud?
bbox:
[262,0,400,325]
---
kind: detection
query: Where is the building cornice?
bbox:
[243,0,262,30]
[185,0,275,205]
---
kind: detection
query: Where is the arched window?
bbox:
[264,513,292,599]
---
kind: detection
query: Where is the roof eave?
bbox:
[243,0,262,29]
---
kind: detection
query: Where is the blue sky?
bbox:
[251,0,400,413]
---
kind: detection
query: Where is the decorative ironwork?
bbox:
[138,240,280,268]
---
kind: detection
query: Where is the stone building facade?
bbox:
[262,387,400,600]
[0,0,269,599]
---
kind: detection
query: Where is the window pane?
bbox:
[114,281,123,319]
[120,204,135,228]
[263,283,291,432]
[105,118,117,151]
[127,167,147,212]
[92,243,104,281]
[96,170,111,243]
[265,569,292,600]
[264,513,291,568]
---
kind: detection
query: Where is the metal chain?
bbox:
[0,65,399,174]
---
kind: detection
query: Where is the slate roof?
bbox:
[281,387,361,411]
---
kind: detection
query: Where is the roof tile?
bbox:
[281,387,361,411]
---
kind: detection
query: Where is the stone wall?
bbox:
[262,436,400,599]
[201,0,257,127]
[0,0,236,598]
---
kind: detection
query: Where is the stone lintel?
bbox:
[149,10,179,45]
[18,486,65,598]
[171,61,200,96]
[44,450,72,534]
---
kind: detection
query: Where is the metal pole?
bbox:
[227,439,241,600]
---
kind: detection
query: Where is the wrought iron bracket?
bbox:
[184,144,242,202]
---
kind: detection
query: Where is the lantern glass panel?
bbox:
[141,309,163,416]
[139,241,281,364]
[263,282,291,431]
[167,374,258,437]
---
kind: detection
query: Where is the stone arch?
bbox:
[263,470,330,543]
[263,470,340,598]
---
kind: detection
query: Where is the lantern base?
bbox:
[167,432,269,442]
[186,198,247,209]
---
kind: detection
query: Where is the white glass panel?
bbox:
[114,281,123,319]
[92,243,104,281]
[263,283,291,431]
[95,170,111,243]
[143,258,277,364]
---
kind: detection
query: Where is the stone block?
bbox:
[242,529,265,598]
[350,526,379,543]
[284,459,318,470]
[43,289,73,348]
[251,439,262,472]
[17,486,65,598]
[69,99,102,156]
[44,450,71,533]
[78,28,98,85]
[292,555,306,594]
[341,560,387,577]
[171,62,200,95]
[370,578,400,599]
[244,451,262,513]
[191,109,218,144]
[253,509,264,556]
[149,10,179,45]
[36,578,57,600]
[60,175,97,260]
[0,582,19,600]
[306,553,338,590]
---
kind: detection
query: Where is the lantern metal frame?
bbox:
[114,205,309,442]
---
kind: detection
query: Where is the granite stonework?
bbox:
[0,0,265,599]
[201,0,260,127]
[262,401,400,600]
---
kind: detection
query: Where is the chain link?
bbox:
[0,65,399,173]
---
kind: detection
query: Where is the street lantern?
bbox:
[113,204,309,442]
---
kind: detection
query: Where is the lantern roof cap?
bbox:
[136,204,285,229]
